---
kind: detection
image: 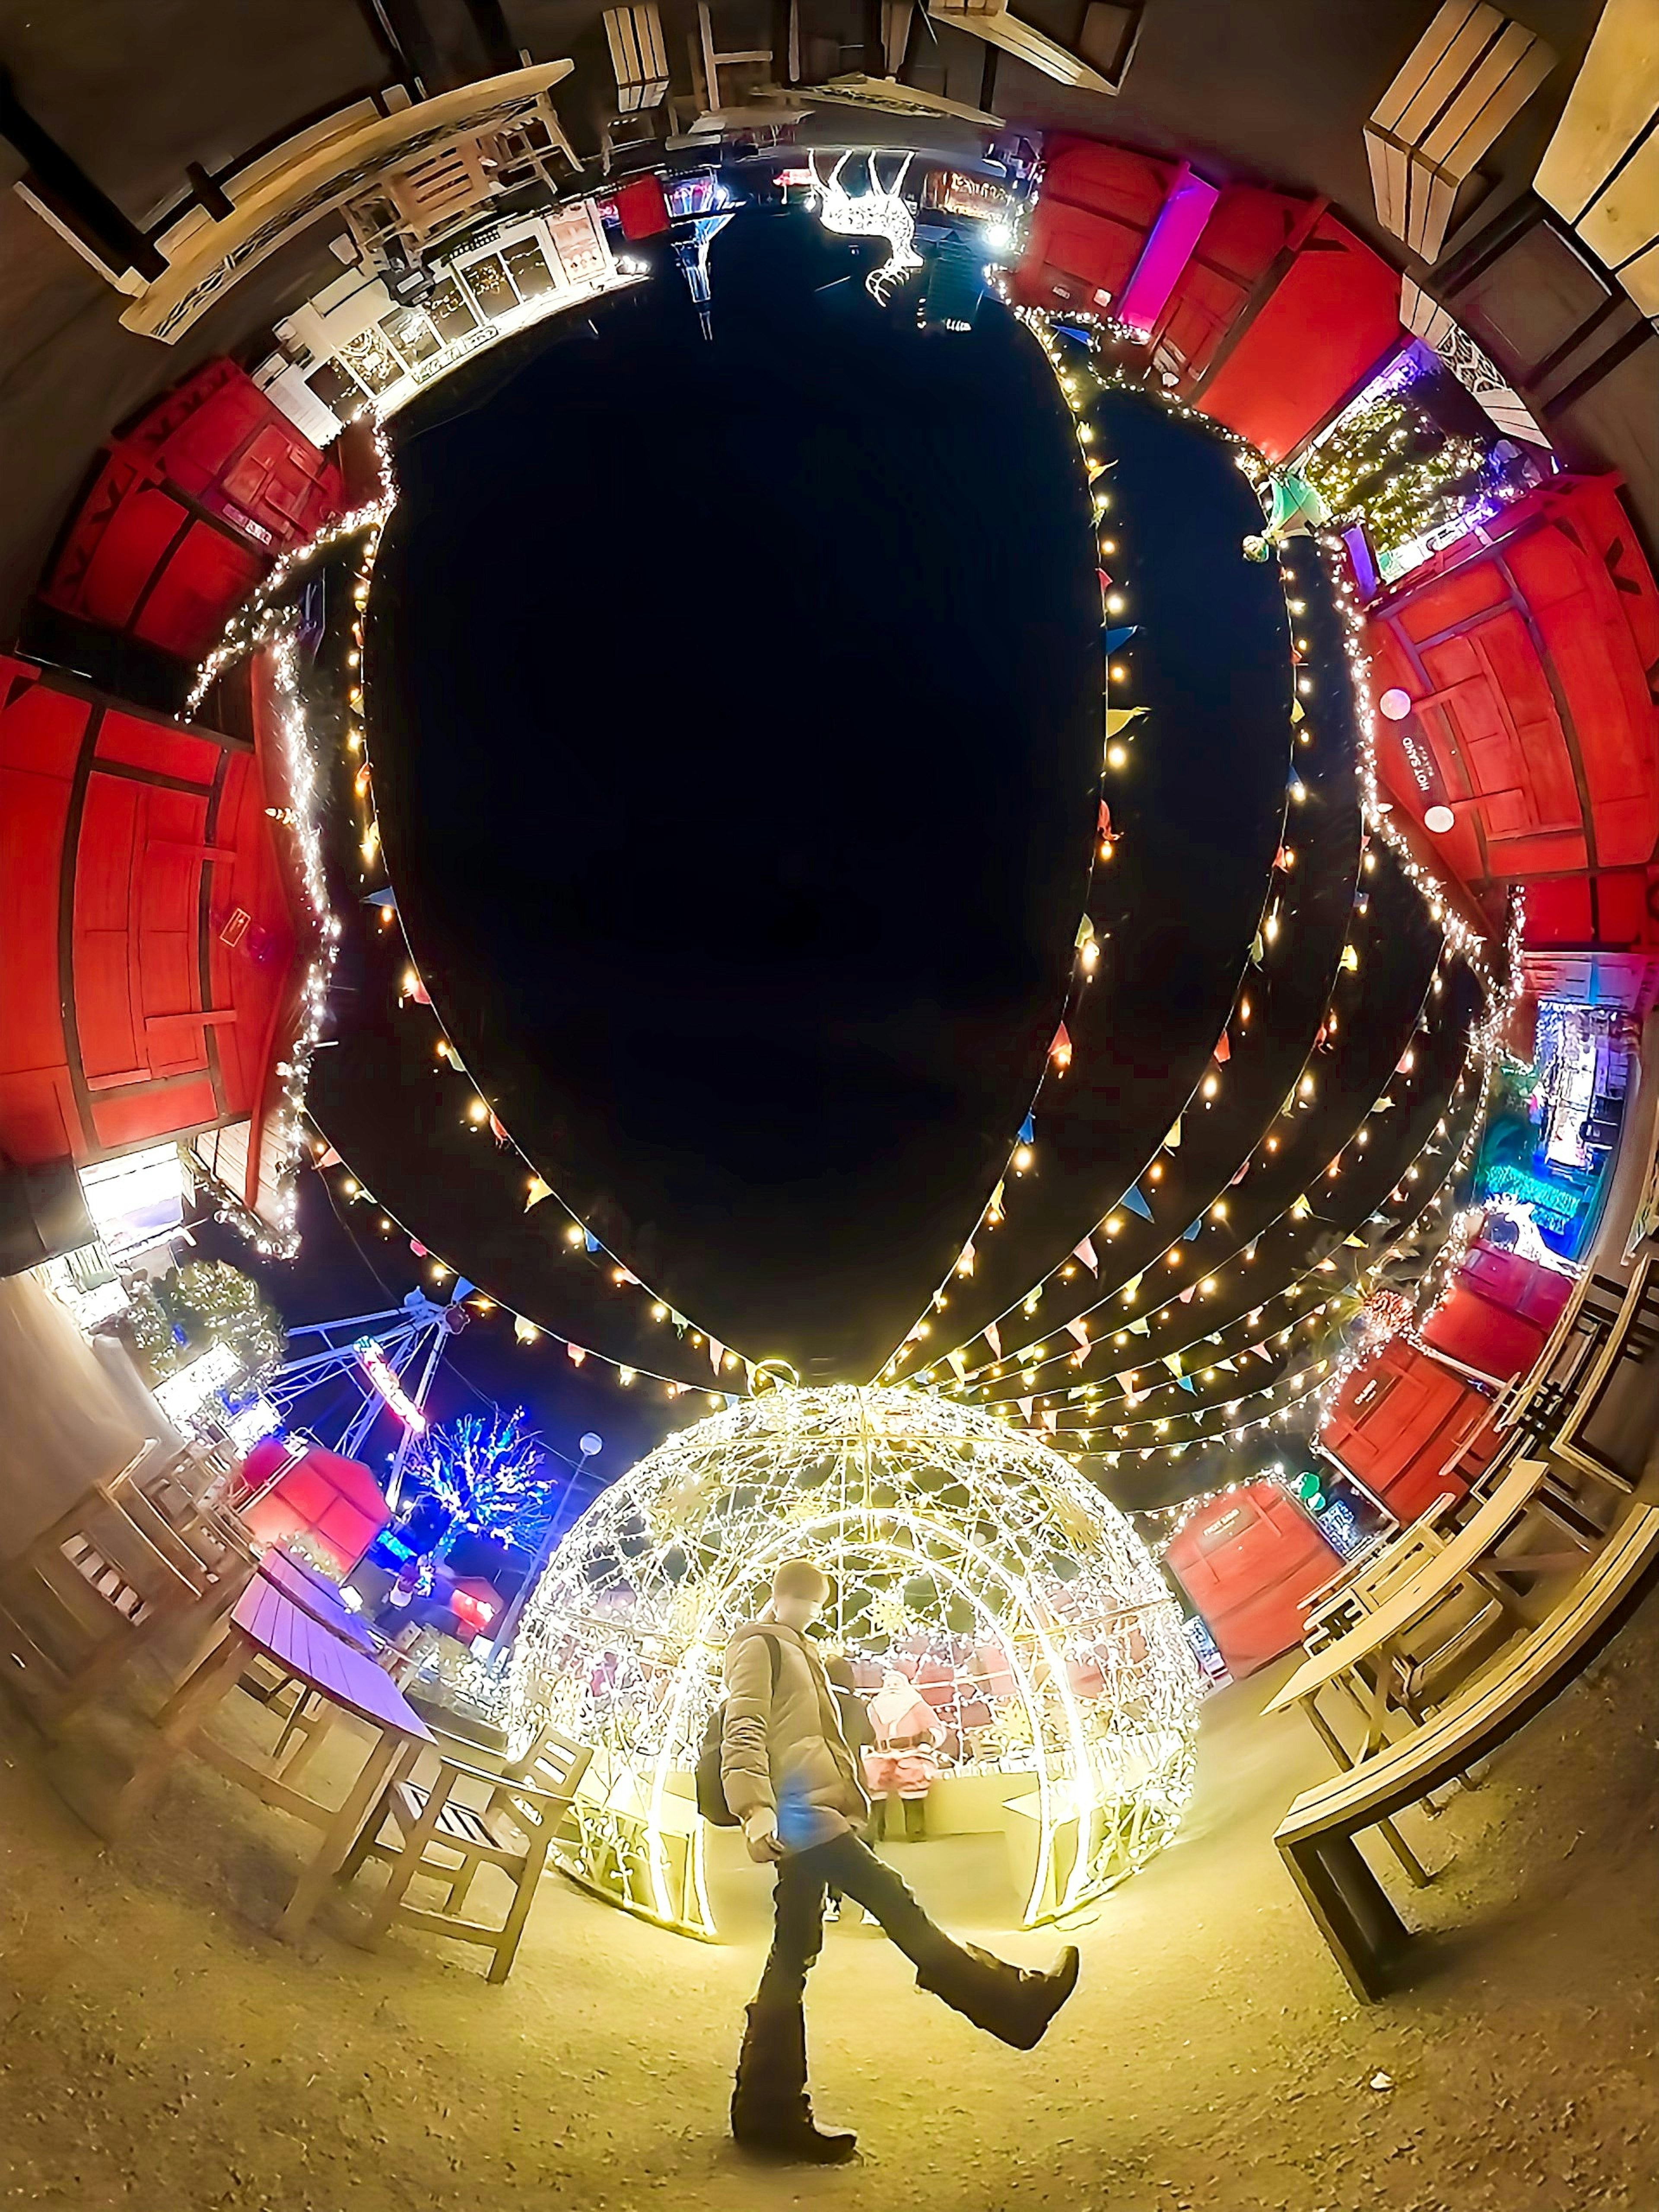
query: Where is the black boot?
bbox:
[915,1943,1080,2050]
[903,1795,927,1843]
[731,2000,858,2164]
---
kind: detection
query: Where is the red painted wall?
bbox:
[1164,1483,1339,1676]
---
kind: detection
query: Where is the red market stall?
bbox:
[1318,1335,1500,1522]
[1163,1482,1340,1677]
[0,652,317,1229]
[36,357,345,667]
[1419,1241,1574,1384]
[1364,474,1659,894]
[237,1435,389,1578]
[1014,143,1404,464]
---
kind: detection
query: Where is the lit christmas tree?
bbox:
[1302,377,1482,559]
[128,1259,285,1383]
[399,1406,556,1551]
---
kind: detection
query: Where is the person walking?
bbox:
[721,1557,1080,2164]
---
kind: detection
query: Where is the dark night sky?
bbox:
[360,205,1290,1382]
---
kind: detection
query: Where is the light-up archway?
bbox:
[509,1384,1201,1938]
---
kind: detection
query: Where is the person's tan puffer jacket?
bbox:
[720,1618,868,1839]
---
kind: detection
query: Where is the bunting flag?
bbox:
[1116,1370,1138,1394]
[1096,802,1113,841]
[487,1113,507,1143]
[987,1179,1006,1224]
[1122,1182,1154,1220]
[1290,1193,1312,1219]
[363,887,396,912]
[566,1343,587,1367]
[1213,1030,1231,1065]
[668,1309,689,1335]
[409,1238,427,1257]
[1104,626,1139,654]
[1104,705,1147,738]
[1164,1117,1183,1149]
[1065,1317,1090,1351]
[524,1176,552,1210]
[1050,1023,1073,1072]
[1251,931,1266,963]
[313,1144,342,1169]
[1074,1236,1099,1274]
[1178,1284,1196,1302]
[956,1240,976,1276]
[1229,1161,1249,1185]
[1017,1397,1034,1422]
[1182,1217,1202,1240]
[984,1320,1001,1357]
[1163,1352,1184,1376]
[1018,1112,1036,1146]
[584,1230,602,1255]
[709,1335,725,1375]
[451,1278,476,1299]
[513,1315,539,1344]
[1345,1233,1368,1247]
[947,1347,968,1380]
[1040,1409,1058,1432]
[1122,1271,1144,1300]
[1177,1374,1197,1394]
[1291,698,1305,723]
[1128,1316,1150,1336]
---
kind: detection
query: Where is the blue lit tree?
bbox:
[399,1407,557,1552]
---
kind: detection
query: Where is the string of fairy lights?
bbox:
[973,1059,1486,1461]
[178,288,1521,1456]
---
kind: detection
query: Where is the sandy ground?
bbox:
[2,1597,1655,2212]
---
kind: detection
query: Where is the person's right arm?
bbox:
[721,1637,784,1860]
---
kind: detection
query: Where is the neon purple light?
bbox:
[1117,165,1220,337]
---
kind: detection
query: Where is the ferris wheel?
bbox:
[265,1276,473,1508]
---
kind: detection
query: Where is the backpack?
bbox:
[695,1631,782,1826]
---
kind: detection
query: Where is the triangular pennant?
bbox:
[583,1230,602,1255]
[1251,932,1266,964]
[1116,1370,1139,1395]
[709,1335,726,1375]
[1065,1317,1090,1351]
[1163,1353,1183,1376]
[513,1314,538,1344]
[1164,1117,1183,1150]
[451,1278,476,1299]
[1016,1398,1034,1422]
[1050,1023,1073,1072]
[1182,1217,1202,1241]
[1074,1236,1099,1274]
[984,1321,1001,1358]
[1291,698,1305,724]
[1018,1112,1036,1145]
[1104,706,1147,737]
[956,1239,976,1277]
[1104,626,1139,654]
[566,1343,587,1367]
[1128,1316,1150,1337]
[1178,1284,1196,1302]
[1122,1272,1143,1300]
[1177,1374,1197,1394]
[1040,1409,1058,1432]
[1213,1030,1231,1065]
[363,887,396,911]
[1122,1182,1154,1220]
[524,1176,552,1211]
[1096,801,1113,841]
[947,1348,968,1381]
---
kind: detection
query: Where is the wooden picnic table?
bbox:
[1263,1457,1594,1879]
[120,1574,432,1941]
[257,1547,376,1652]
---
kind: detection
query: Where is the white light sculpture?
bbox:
[808,152,925,304]
[510,1384,1201,1939]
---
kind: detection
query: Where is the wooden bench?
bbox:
[1274,1500,1659,2000]
[1551,1254,1659,1492]
[0,1451,254,1729]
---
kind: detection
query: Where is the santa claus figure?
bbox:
[862,1668,945,1842]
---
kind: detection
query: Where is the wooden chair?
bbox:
[340,1725,593,1982]
[1275,1500,1659,2000]
[0,1452,254,1729]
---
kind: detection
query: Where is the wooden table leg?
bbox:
[278,1730,417,1942]
[115,1630,250,1831]
[1306,1681,1430,1889]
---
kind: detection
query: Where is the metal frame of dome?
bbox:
[509,1382,1201,1938]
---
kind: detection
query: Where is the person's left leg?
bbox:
[731,1851,856,2163]
[903,1793,927,1842]
[810,1830,1080,2050]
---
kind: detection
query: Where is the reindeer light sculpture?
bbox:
[808,151,925,304]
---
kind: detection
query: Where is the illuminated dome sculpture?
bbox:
[510,1383,1201,1939]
